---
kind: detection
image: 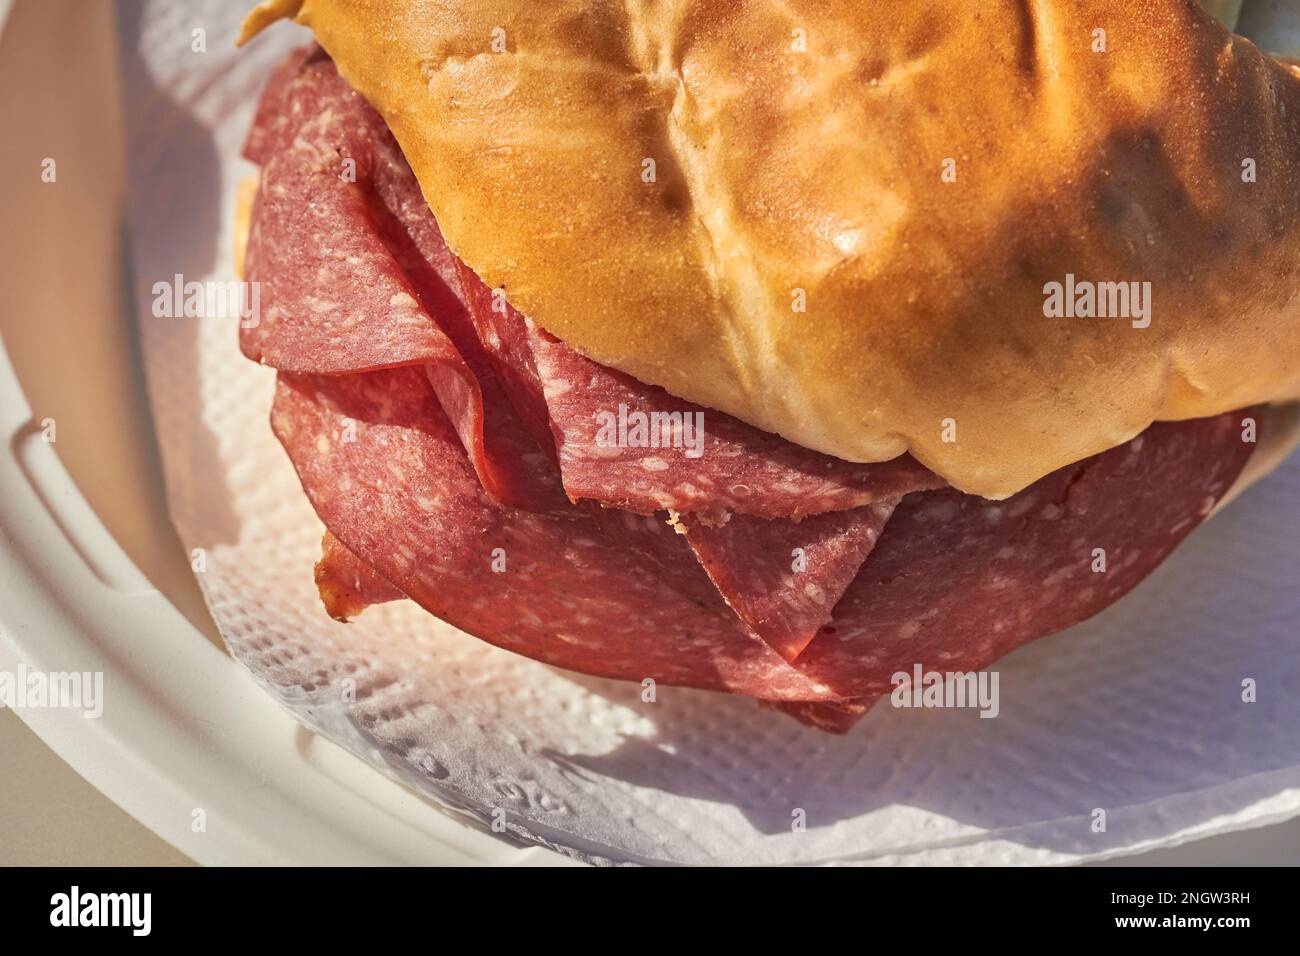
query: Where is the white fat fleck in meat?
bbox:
[774,481,812,497]
[315,434,332,454]
[1040,502,1064,520]
[579,443,626,460]
[983,506,1004,524]
[544,377,573,399]
[1198,495,1216,515]
[803,582,826,605]
[995,545,1017,560]
[921,499,959,523]
[640,457,670,472]
[898,620,922,640]
[1043,566,1073,587]
[389,291,418,311]
[1008,495,1037,518]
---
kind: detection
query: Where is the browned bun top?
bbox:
[241,0,1300,497]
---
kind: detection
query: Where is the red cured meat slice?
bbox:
[445,254,925,657]
[581,506,725,610]
[244,51,896,656]
[792,412,1257,701]
[522,321,941,521]
[244,45,317,165]
[676,502,897,661]
[247,50,1260,732]
[315,531,404,621]
[765,699,872,734]
[445,249,940,521]
[317,493,728,621]
[449,260,558,461]
[271,362,1256,723]
[272,366,839,702]
[242,51,562,513]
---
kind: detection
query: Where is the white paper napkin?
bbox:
[116,0,1300,865]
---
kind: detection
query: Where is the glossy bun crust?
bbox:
[242,0,1300,496]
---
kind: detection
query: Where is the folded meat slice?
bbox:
[249,50,1258,733]
[521,320,939,521]
[241,47,562,513]
[315,531,403,621]
[765,699,872,735]
[675,502,897,661]
[276,366,1257,733]
[448,262,936,657]
[792,412,1257,700]
[245,49,893,660]
[274,366,837,702]
[449,260,558,462]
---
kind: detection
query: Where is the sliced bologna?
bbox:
[792,413,1257,700]
[242,48,563,513]
[271,366,839,702]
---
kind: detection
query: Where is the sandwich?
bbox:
[235,0,1300,732]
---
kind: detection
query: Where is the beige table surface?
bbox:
[1,709,194,866]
